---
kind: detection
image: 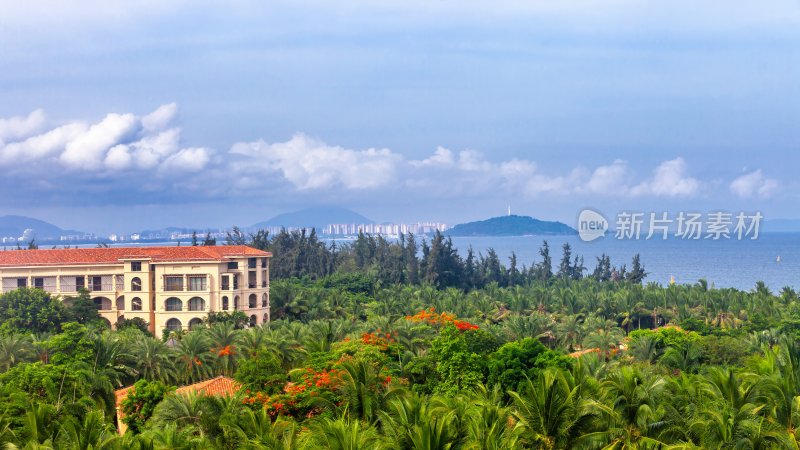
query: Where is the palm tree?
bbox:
[132,337,176,383]
[0,333,34,371]
[578,366,670,449]
[205,322,240,376]
[57,410,119,450]
[174,332,211,384]
[336,359,384,422]
[299,415,386,450]
[464,384,520,450]
[221,408,299,450]
[509,368,597,449]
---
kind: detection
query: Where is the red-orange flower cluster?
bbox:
[406,307,479,331]
[215,345,235,357]
[361,331,395,350]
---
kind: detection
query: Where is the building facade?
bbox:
[0,245,271,335]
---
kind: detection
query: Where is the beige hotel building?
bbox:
[0,245,271,335]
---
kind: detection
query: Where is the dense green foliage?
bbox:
[0,232,799,448]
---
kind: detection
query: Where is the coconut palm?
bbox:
[509,368,597,449]
[221,407,299,450]
[57,410,119,450]
[299,415,386,450]
[0,333,34,371]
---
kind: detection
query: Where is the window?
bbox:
[164,276,183,291]
[165,318,182,331]
[131,261,142,271]
[233,275,239,290]
[75,277,85,290]
[17,278,27,288]
[248,271,256,288]
[188,276,206,291]
[222,296,229,311]
[248,258,257,269]
[221,276,230,290]
[261,257,267,267]
[131,297,142,311]
[131,277,142,292]
[188,318,203,330]
[233,296,240,310]
[33,278,43,289]
[249,315,257,327]
[165,297,182,311]
[262,293,268,308]
[248,293,257,308]
[91,276,102,292]
[262,271,267,287]
[116,296,125,311]
[227,261,238,270]
[188,297,205,311]
[93,297,112,310]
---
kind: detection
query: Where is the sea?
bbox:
[67,232,800,292]
[446,233,800,291]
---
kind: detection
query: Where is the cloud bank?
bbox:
[0,105,781,207]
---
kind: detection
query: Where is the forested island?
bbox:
[0,228,797,448]
[446,215,576,237]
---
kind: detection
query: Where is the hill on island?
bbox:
[447,215,576,237]
[0,215,81,240]
[251,206,374,229]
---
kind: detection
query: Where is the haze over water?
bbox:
[448,233,800,291]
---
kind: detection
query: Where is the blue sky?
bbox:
[0,0,798,234]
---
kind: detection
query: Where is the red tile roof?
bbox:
[115,376,241,408]
[0,245,270,267]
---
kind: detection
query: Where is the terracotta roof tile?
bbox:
[115,376,241,408]
[0,245,270,267]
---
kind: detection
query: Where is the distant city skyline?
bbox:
[0,1,797,234]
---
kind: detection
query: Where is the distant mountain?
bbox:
[251,206,374,229]
[447,215,576,237]
[0,215,81,239]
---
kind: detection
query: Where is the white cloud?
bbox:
[585,159,630,194]
[159,147,212,174]
[0,105,206,177]
[230,133,402,190]
[409,146,455,168]
[631,157,699,197]
[730,169,778,199]
[0,123,87,164]
[60,113,139,169]
[142,103,178,132]
[0,109,46,146]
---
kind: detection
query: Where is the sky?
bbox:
[0,0,798,235]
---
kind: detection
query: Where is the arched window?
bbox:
[249,315,257,327]
[248,294,257,309]
[188,318,203,330]
[222,296,229,311]
[165,297,182,311]
[116,296,125,311]
[233,296,240,310]
[261,293,268,307]
[263,313,269,324]
[93,297,112,311]
[165,318,182,331]
[131,297,143,311]
[188,297,205,311]
[131,277,142,292]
